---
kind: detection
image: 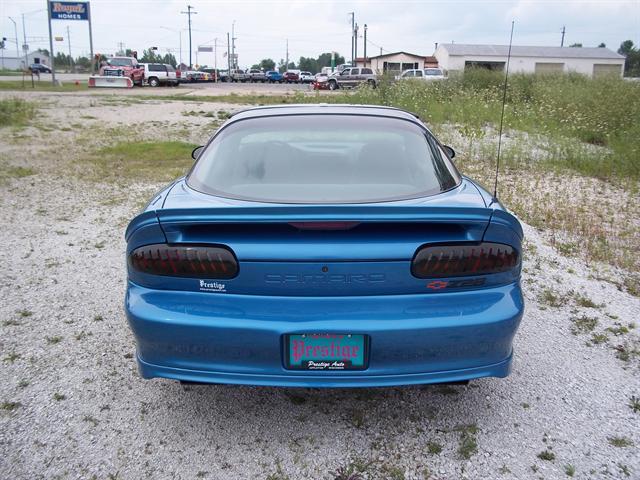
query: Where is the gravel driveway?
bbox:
[1,92,638,480]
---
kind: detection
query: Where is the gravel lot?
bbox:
[0,92,639,480]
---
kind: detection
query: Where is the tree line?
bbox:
[250,52,346,74]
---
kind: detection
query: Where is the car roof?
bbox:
[229,104,421,123]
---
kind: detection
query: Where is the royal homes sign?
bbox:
[49,2,89,21]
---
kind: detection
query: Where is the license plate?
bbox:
[285,334,367,370]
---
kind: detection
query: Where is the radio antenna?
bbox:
[493,20,515,200]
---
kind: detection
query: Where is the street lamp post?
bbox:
[8,17,19,60]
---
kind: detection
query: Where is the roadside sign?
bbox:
[198,46,213,53]
[49,2,89,21]
[22,44,29,51]
[55,36,64,41]
[47,1,95,84]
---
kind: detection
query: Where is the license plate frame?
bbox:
[284,333,369,371]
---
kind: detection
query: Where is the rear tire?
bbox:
[148,77,159,87]
[328,80,338,91]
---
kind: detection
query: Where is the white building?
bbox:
[355,51,438,75]
[434,44,624,77]
[0,51,51,70]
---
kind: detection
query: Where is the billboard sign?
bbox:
[198,46,213,53]
[49,2,89,21]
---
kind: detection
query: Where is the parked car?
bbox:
[101,56,145,86]
[139,63,179,87]
[29,63,52,73]
[396,68,446,81]
[283,70,300,83]
[230,69,251,82]
[125,104,524,387]
[218,69,230,82]
[200,68,218,82]
[248,69,267,83]
[299,71,314,83]
[182,70,209,83]
[265,70,283,83]
[326,67,377,90]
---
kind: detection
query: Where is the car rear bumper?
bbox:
[125,282,524,387]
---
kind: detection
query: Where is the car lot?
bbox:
[0,91,638,480]
[0,73,313,95]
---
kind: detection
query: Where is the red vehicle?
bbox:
[282,71,300,83]
[100,56,145,86]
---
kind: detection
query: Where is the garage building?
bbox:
[1,51,51,70]
[356,52,438,75]
[434,44,624,77]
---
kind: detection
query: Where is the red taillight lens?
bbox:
[129,244,238,279]
[411,242,519,278]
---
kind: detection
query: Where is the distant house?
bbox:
[356,52,439,74]
[1,51,51,70]
[434,44,624,77]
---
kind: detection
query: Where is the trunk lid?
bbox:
[148,179,495,296]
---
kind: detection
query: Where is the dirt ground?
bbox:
[0,91,639,480]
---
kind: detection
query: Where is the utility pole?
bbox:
[349,12,355,66]
[66,26,72,71]
[354,23,359,65]
[285,38,289,69]
[181,5,197,68]
[8,17,19,59]
[560,26,566,47]
[231,20,236,69]
[227,32,231,73]
[363,24,367,67]
[214,38,217,80]
[21,13,28,69]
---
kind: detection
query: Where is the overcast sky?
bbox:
[1,0,638,67]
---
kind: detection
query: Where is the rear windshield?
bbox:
[187,115,460,204]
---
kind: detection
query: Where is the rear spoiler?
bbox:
[153,205,495,243]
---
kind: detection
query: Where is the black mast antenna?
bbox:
[493,20,515,200]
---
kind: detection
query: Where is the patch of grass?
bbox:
[539,288,570,308]
[590,333,609,344]
[53,392,66,401]
[350,409,365,428]
[624,274,640,297]
[629,395,640,413]
[381,464,405,480]
[606,323,633,336]
[18,379,29,388]
[0,97,36,127]
[84,141,197,184]
[46,335,63,345]
[570,315,598,335]
[3,352,21,363]
[265,460,290,480]
[18,310,32,317]
[565,464,576,477]
[537,449,555,461]
[3,319,21,326]
[575,294,601,308]
[426,441,443,455]
[608,436,634,448]
[0,164,36,183]
[614,342,640,362]
[0,80,89,92]
[455,424,479,460]
[1,401,21,411]
[83,415,99,426]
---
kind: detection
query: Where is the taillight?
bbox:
[411,242,519,278]
[129,244,238,279]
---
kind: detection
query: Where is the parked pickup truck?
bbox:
[326,67,377,90]
[101,56,145,86]
[248,69,267,82]
[230,69,251,82]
